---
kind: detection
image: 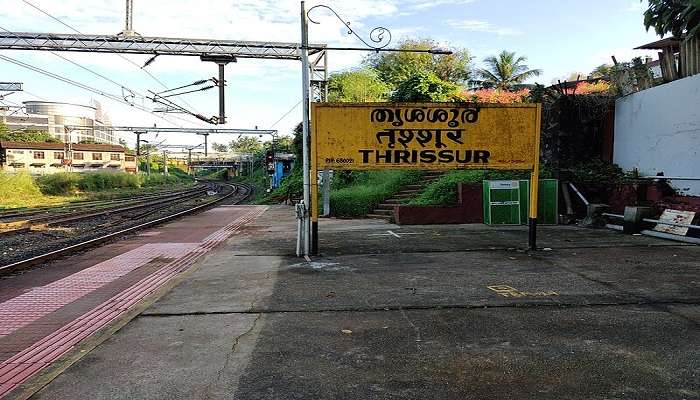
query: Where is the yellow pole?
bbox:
[311,104,319,255]
[528,104,542,250]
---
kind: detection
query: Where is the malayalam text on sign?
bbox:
[312,103,540,171]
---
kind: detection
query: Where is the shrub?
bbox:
[330,170,422,217]
[78,172,140,191]
[140,173,182,187]
[409,169,544,206]
[36,173,81,195]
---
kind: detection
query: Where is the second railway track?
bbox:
[0,181,252,275]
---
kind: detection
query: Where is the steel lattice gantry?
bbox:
[0,32,326,60]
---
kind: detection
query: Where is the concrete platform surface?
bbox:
[22,205,700,399]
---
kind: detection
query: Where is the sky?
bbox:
[0,0,660,148]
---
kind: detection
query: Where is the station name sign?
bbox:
[312,102,540,171]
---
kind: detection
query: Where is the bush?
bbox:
[0,172,45,207]
[329,170,422,217]
[78,172,140,191]
[140,173,183,187]
[409,170,487,206]
[36,173,81,195]
[409,169,547,206]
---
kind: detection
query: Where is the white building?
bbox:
[0,100,118,144]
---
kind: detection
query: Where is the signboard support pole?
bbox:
[300,0,312,256]
[528,104,542,251]
[310,111,319,255]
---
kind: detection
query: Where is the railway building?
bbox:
[0,141,136,174]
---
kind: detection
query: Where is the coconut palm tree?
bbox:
[476,51,542,90]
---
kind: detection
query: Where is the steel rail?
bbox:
[0,182,251,275]
[0,187,208,233]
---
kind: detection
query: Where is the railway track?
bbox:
[0,181,252,275]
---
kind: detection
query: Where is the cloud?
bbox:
[403,0,476,11]
[446,19,522,36]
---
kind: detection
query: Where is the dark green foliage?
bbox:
[329,170,422,217]
[476,51,542,90]
[568,160,632,185]
[328,69,390,102]
[642,0,700,39]
[409,169,549,206]
[78,172,141,191]
[0,129,61,143]
[140,173,184,187]
[390,71,459,102]
[364,39,472,85]
[36,173,82,195]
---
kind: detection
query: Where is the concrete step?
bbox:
[383,199,403,204]
[404,184,422,190]
[397,189,420,194]
[366,213,391,220]
[376,204,395,210]
[371,209,394,215]
[392,194,416,199]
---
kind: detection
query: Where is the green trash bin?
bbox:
[483,180,522,225]
[518,179,559,225]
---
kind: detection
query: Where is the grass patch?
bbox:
[0,171,194,209]
[0,172,78,209]
[329,170,422,217]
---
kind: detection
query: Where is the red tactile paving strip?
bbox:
[0,206,267,398]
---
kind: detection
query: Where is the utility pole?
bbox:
[197,132,209,156]
[162,150,168,175]
[119,0,137,37]
[201,55,236,124]
[134,130,145,174]
[187,148,192,175]
[300,0,312,256]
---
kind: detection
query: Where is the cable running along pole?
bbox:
[300,1,312,256]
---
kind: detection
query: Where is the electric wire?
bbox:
[268,100,302,129]
[19,0,209,125]
[0,53,198,126]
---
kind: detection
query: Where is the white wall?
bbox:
[614,74,700,196]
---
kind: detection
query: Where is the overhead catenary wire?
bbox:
[19,0,209,125]
[268,100,302,129]
[0,53,198,126]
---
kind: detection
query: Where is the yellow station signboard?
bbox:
[312,102,541,171]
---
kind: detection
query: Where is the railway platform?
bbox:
[1,205,699,399]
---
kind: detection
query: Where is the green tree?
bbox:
[590,64,614,78]
[211,142,229,152]
[328,69,390,102]
[364,39,472,86]
[228,136,263,153]
[275,136,294,152]
[476,50,542,90]
[0,129,61,143]
[642,0,700,39]
[390,71,459,102]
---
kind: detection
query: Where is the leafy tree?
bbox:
[642,0,700,40]
[78,138,97,144]
[364,39,472,86]
[390,71,459,102]
[275,136,294,152]
[590,64,614,78]
[476,50,542,90]
[0,129,61,143]
[228,136,263,153]
[211,142,229,152]
[118,138,131,150]
[328,69,390,102]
